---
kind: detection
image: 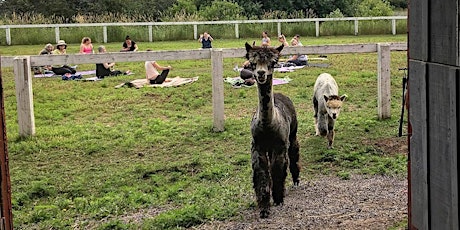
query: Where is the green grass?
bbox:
[0,35,407,229]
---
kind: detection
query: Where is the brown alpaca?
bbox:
[246,42,300,218]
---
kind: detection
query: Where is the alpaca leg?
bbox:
[251,149,271,218]
[315,117,320,136]
[271,151,288,206]
[288,138,300,185]
[317,114,328,137]
[327,119,336,149]
[327,129,335,149]
[313,97,320,135]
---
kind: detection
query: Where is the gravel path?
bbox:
[192,174,407,230]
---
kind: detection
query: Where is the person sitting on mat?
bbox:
[96,45,130,78]
[51,40,77,75]
[145,49,172,84]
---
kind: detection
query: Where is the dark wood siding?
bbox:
[409,0,459,229]
[409,60,428,229]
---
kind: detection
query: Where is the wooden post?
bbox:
[5,27,11,46]
[354,20,359,35]
[277,22,281,36]
[55,27,60,43]
[148,25,153,42]
[391,19,396,35]
[235,24,239,38]
[0,55,13,230]
[103,26,107,43]
[377,43,391,119]
[13,57,35,137]
[193,24,198,40]
[211,49,225,132]
[315,20,320,37]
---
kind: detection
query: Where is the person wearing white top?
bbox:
[145,49,172,84]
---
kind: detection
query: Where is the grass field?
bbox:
[0,34,408,229]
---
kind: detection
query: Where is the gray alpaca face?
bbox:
[324,95,346,119]
[245,43,283,84]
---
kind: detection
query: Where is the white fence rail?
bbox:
[0,16,407,45]
[0,42,407,137]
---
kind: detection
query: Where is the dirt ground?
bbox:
[191,137,408,230]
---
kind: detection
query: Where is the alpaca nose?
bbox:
[332,113,337,119]
[257,70,266,76]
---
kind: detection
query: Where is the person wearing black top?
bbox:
[121,35,138,52]
[97,46,130,78]
[198,32,213,49]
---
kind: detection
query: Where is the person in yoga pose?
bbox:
[145,49,172,84]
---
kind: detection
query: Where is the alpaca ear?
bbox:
[276,44,284,53]
[245,42,252,52]
[340,94,347,101]
[323,95,329,102]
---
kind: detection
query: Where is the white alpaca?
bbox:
[313,73,346,149]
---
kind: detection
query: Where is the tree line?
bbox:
[0,0,407,23]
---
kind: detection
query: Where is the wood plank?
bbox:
[408,0,428,61]
[377,43,391,119]
[427,63,459,229]
[211,49,225,132]
[0,16,408,29]
[30,50,212,66]
[13,57,35,137]
[408,60,429,229]
[0,43,407,68]
[0,57,14,68]
[429,1,458,65]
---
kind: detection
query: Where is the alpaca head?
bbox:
[323,95,347,119]
[245,42,283,84]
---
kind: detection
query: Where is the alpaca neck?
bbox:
[256,78,275,123]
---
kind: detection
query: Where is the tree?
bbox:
[355,0,393,17]
[198,0,244,21]
[167,0,198,16]
[303,0,358,17]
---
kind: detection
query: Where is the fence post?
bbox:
[148,25,153,42]
[211,49,225,132]
[392,19,396,35]
[103,26,107,43]
[277,22,281,36]
[5,27,11,46]
[354,20,359,35]
[13,57,35,137]
[193,24,198,40]
[235,23,239,38]
[315,20,320,37]
[55,27,60,43]
[377,43,391,119]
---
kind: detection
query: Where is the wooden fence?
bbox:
[0,16,407,45]
[0,42,407,137]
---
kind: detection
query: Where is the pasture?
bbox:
[0,35,407,229]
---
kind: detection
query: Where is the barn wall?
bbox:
[409,0,459,229]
